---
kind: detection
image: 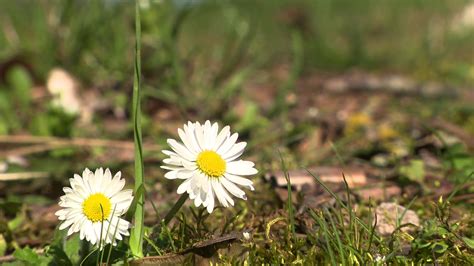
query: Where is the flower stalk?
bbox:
[129,0,144,258]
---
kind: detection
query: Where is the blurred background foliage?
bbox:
[0,0,473,185]
[0,0,473,135]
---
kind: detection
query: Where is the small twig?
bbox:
[163,193,188,226]
[431,118,474,150]
[0,171,49,181]
[0,144,53,158]
[0,254,14,263]
[0,135,161,158]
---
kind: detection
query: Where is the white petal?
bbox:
[167,139,195,161]
[194,189,203,207]
[226,160,258,176]
[206,185,215,213]
[163,158,183,166]
[184,123,202,153]
[213,125,230,151]
[182,160,198,171]
[161,165,185,171]
[164,170,179,180]
[214,179,234,206]
[221,177,247,200]
[162,150,178,156]
[177,178,192,194]
[110,190,133,214]
[194,122,205,151]
[211,179,229,207]
[104,174,125,198]
[205,122,219,150]
[59,218,75,231]
[216,133,239,155]
[103,168,112,185]
[178,128,199,154]
[176,169,196,179]
[222,142,247,161]
[224,174,254,190]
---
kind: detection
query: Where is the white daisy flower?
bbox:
[161,120,258,213]
[55,168,133,247]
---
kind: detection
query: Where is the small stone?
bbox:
[375,202,420,236]
[242,232,251,240]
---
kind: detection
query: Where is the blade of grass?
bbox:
[278,150,295,240]
[396,196,417,229]
[129,0,144,258]
[97,205,105,265]
[309,210,336,265]
[126,184,144,221]
[342,173,355,245]
[365,201,377,259]
[163,193,188,226]
[106,215,122,265]
[80,248,98,266]
[143,235,162,256]
[101,205,117,264]
[325,208,346,266]
[306,168,381,244]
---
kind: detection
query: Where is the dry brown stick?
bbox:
[431,118,474,150]
[0,171,49,181]
[0,135,161,158]
[0,135,61,144]
[0,144,53,158]
[0,135,152,149]
[451,194,474,202]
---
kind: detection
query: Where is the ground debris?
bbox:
[375,202,420,236]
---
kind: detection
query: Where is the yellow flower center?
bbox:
[82,193,112,223]
[196,150,226,178]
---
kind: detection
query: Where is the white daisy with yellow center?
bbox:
[162,121,258,213]
[55,168,133,246]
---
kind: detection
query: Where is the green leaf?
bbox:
[13,247,51,265]
[462,237,474,249]
[46,246,72,266]
[129,0,145,258]
[6,66,32,109]
[431,241,448,254]
[7,211,25,231]
[64,234,81,264]
[0,234,6,256]
[399,159,425,182]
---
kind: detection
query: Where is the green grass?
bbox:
[129,0,145,258]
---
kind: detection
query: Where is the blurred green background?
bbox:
[1,0,474,131]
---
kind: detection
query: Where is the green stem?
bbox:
[163,194,188,226]
[129,0,144,258]
[97,205,105,264]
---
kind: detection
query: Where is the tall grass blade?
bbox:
[163,193,188,226]
[278,151,295,240]
[325,208,346,266]
[129,0,145,258]
[306,169,378,239]
[309,210,336,265]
